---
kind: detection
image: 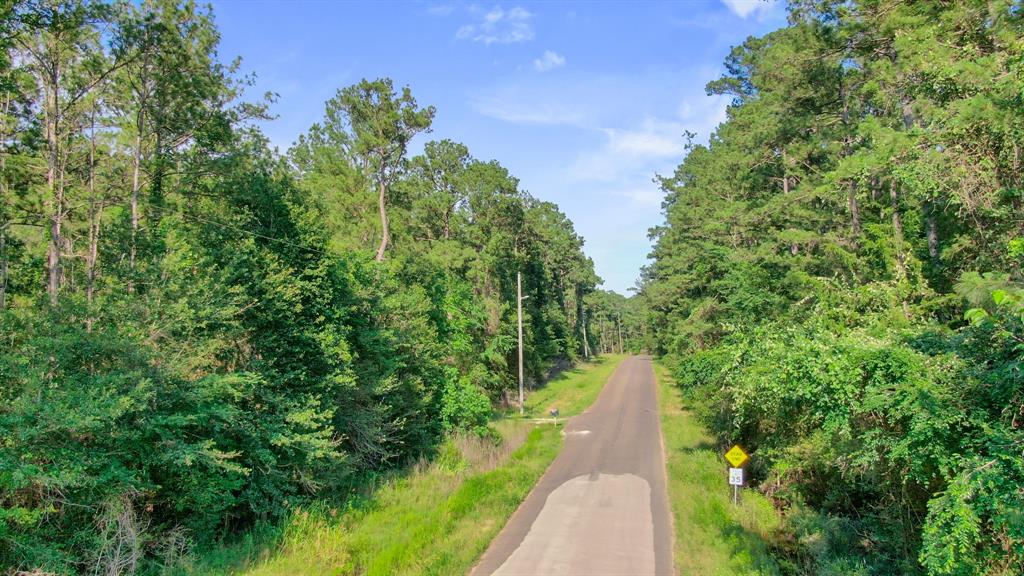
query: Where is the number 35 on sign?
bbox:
[729,467,744,486]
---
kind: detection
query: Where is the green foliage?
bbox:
[439,370,493,436]
[669,314,1023,575]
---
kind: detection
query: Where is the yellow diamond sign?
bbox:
[725,445,749,468]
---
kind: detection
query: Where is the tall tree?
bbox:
[336,78,434,261]
[13,0,122,306]
[111,0,242,291]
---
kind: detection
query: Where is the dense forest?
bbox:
[641,1,1023,574]
[0,1,618,572]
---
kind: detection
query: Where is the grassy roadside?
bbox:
[522,353,626,418]
[181,355,627,576]
[654,361,781,576]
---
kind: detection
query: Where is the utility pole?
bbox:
[598,317,606,354]
[581,304,590,359]
[518,272,529,415]
[617,313,624,354]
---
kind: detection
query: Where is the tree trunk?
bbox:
[926,202,939,261]
[87,216,101,331]
[375,180,390,261]
[890,185,907,281]
[129,119,142,292]
[781,148,789,194]
[45,62,63,307]
[840,77,860,241]
[151,130,165,224]
[891,183,912,319]
[1,93,9,311]
[86,110,100,332]
[517,271,524,414]
[0,223,7,311]
[848,181,861,239]
[902,101,915,130]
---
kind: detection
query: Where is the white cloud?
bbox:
[721,0,778,19]
[612,188,665,207]
[470,71,732,183]
[603,125,685,158]
[533,50,566,72]
[570,122,687,183]
[568,95,730,182]
[470,78,589,125]
[470,72,656,128]
[456,6,534,45]
[472,98,585,126]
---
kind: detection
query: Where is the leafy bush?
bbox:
[671,308,1024,575]
[439,368,493,436]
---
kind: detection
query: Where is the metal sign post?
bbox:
[729,467,744,505]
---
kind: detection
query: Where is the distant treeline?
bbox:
[640,1,1023,574]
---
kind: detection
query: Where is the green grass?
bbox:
[522,353,626,419]
[180,355,627,576]
[654,361,782,576]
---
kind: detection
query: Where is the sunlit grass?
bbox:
[181,355,627,576]
[522,353,626,419]
[654,361,781,576]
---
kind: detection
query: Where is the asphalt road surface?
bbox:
[471,355,673,576]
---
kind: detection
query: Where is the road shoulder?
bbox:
[653,361,781,576]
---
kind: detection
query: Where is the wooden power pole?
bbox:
[617,314,624,354]
[581,305,590,359]
[518,272,527,415]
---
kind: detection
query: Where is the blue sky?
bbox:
[211,0,787,294]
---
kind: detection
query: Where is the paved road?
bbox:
[471,355,673,576]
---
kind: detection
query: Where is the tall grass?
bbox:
[654,361,781,576]
[180,355,626,576]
